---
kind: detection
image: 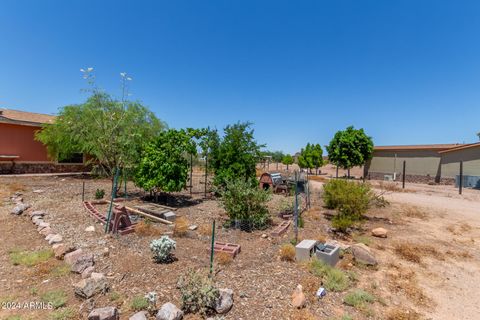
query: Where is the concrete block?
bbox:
[315,244,340,266]
[162,211,176,221]
[295,240,318,262]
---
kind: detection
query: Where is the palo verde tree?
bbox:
[281,154,294,171]
[326,126,374,177]
[297,143,324,174]
[209,122,264,188]
[135,129,197,198]
[35,69,165,178]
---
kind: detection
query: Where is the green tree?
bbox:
[35,71,165,178]
[262,150,285,170]
[209,122,263,187]
[326,126,373,177]
[297,143,324,174]
[135,129,196,195]
[281,154,294,171]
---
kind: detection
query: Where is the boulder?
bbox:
[351,243,378,266]
[214,288,234,314]
[30,210,45,218]
[71,253,94,273]
[129,311,148,320]
[11,203,31,215]
[82,266,95,279]
[88,306,119,320]
[32,216,43,225]
[371,227,388,238]
[39,227,54,236]
[48,234,63,245]
[291,284,306,309]
[45,233,55,241]
[38,222,51,231]
[65,249,84,264]
[53,244,74,259]
[156,302,183,320]
[74,273,109,299]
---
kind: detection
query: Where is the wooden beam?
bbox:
[106,201,173,225]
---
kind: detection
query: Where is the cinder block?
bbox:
[295,240,318,262]
[315,244,340,266]
[162,211,176,221]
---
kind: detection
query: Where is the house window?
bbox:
[58,153,84,164]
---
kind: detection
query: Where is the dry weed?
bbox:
[279,243,296,261]
[393,242,442,263]
[198,223,212,236]
[8,182,26,193]
[447,223,472,235]
[216,252,233,265]
[387,264,431,307]
[378,181,402,192]
[386,307,422,320]
[174,216,189,237]
[300,274,321,298]
[135,220,163,237]
[291,309,318,320]
[402,205,428,219]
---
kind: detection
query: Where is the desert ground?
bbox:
[0,169,479,320]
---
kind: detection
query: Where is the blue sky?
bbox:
[1,1,479,154]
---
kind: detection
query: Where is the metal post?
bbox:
[209,219,216,278]
[82,181,85,202]
[336,166,338,178]
[105,168,120,233]
[190,154,193,195]
[204,154,208,198]
[294,171,299,243]
[402,161,406,189]
[459,161,463,195]
[124,170,127,200]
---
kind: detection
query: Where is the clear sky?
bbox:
[1,1,479,154]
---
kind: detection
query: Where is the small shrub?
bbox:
[279,243,296,261]
[48,307,75,320]
[307,259,349,291]
[219,179,271,231]
[393,243,421,263]
[174,216,189,237]
[323,179,371,216]
[386,307,421,320]
[9,249,53,266]
[150,236,176,263]
[41,290,68,309]
[136,219,162,237]
[332,214,355,232]
[51,263,71,277]
[216,252,233,265]
[343,289,375,308]
[198,223,212,236]
[403,205,428,219]
[109,291,122,301]
[177,270,219,315]
[130,295,149,311]
[95,189,105,199]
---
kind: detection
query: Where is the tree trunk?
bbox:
[348,168,350,178]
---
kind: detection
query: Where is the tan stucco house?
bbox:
[364,143,480,186]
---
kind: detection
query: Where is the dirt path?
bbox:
[311,180,480,320]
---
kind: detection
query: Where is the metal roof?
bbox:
[0,108,56,126]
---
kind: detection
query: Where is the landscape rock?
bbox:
[87,306,119,320]
[33,189,45,193]
[48,234,63,245]
[156,302,183,320]
[214,288,234,314]
[38,222,50,231]
[30,210,45,218]
[85,226,96,232]
[371,227,388,238]
[39,227,54,236]
[32,216,43,225]
[351,243,378,266]
[74,273,108,299]
[82,266,95,279]
[188,225,198,231]
[11,203,31,215]
[53,244,73,259]
[129,311,148,320]
[291,284,306,309]
[71,253,94,273]
[65,249,84,264]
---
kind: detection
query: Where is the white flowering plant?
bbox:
[150,236,176,263]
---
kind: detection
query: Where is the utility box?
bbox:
[295,240,318,262]
[315,243,340,266]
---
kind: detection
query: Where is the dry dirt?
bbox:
[0,174,479,320]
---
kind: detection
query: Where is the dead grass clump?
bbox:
[135,220,163,237]
[216,252,233,265]
[198,223,212,236]
[174,216,189,237]
[279,243,296,261]
[378,181,402,192]
[37,260,59,275]
[447,223,472,235]
[386,307,422,320]
[387,264,431,307]
[8,182,26,193]
[446,249,473,259]
[300,274,321,298]
[291,309,317,320]
[393,242,442,263]
[402,205,428,219]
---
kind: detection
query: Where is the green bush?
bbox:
[219,179,271,230]
[130,295,149,311]
[95,189,105,199]
[343,289,375,308]
[150,236,176,263]
[177,270,219,315]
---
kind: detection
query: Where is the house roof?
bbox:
[0,108,56,126]
[438,142,480,153]
[374,144,464,151]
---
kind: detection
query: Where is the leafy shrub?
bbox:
[343,289,375,308]
[323,180,385,232]
[279,243,296,261]
[177,270,219,315]
[219,179,271,230]
[150,236,176,263]
[307,259,349,291]
[130,295,149,311]
[95,189,105,199]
